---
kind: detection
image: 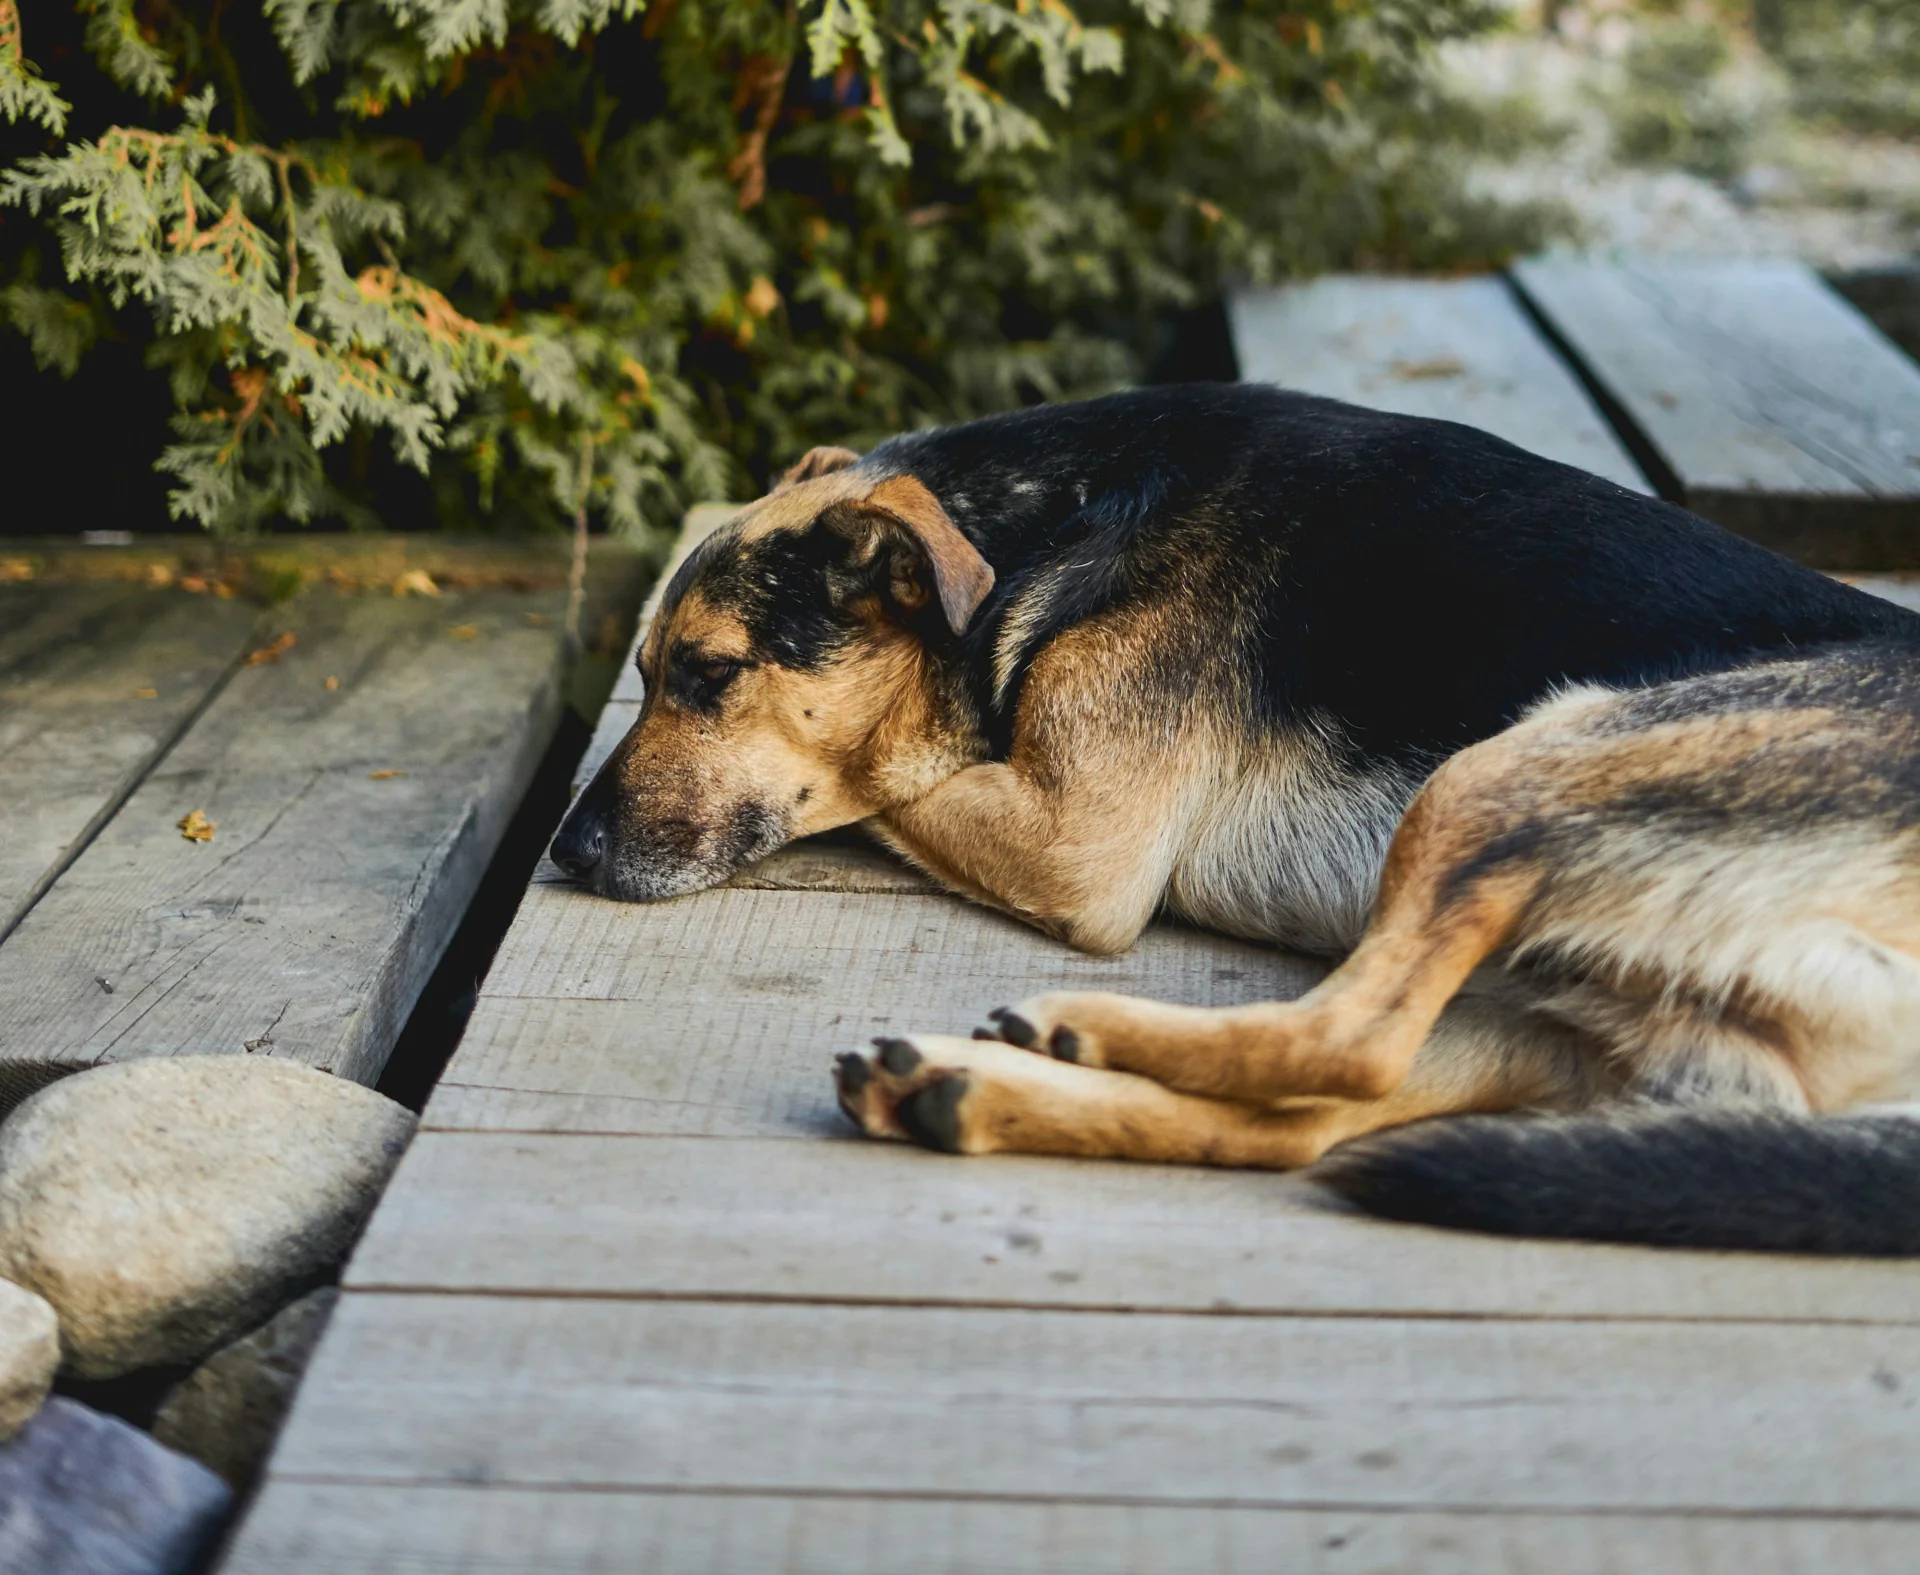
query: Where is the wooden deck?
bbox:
[225,500,1920,1573]
[0,536,650,1103]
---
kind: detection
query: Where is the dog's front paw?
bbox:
[834,1035,989,1153]
[978,994,1125,1067]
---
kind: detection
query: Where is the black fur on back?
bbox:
[864,385,1920,769]
[1315,1112,1920,1256]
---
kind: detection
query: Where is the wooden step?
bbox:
[1226,275,1649,490]
[0,539,650,1104]
[1512,257,1920,567]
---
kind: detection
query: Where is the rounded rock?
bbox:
[0,1277,58,1442]
[0,1058,414,1379]
[153,1286,339,1491]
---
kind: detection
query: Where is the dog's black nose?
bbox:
[549,814,605,879]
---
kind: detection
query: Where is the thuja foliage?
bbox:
[1764,0,1920,137]
[1,0,1555,538]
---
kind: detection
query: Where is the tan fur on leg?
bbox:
[987,776,1541,1103]
[832,1017,1566,1168]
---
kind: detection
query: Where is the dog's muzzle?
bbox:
[550,769,789,902]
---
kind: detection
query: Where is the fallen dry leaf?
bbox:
[449,623,480,640]
[1389,356,1465,381]
[245,631,298,666]
[133,688,158,700]
[144,563,175,587]
[368,769,407,780]
[393,568,440,598]
[0,559,34,583]
[526,612,546,626]
[179,575,209,594]
[177,809,216,843]
[324,675,340,691]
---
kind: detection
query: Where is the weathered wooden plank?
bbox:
[1510,258,1920,566]
[480,881,1305,1004]
[262,1292,1920,1513]
[1227,277,1649,490]
[349,1130,1920,1323]
[0,580,261,940]
[224,1483,1920,1575]
[0,585,573,1101]
[424,883,1318,1133]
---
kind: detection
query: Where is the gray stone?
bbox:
[0,1396,230,1575]
[0,1275,58,1441]
[152,1286,338,1490]
[0,1057,414,1378]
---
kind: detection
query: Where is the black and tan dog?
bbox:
[553,384,1920,1255]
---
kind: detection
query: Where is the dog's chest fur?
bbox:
[1163,742,1421,957]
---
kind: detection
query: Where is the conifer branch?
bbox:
[0,1,70,134]
[4,0,1559,538]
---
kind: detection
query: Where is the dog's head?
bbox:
[550,447,994,901]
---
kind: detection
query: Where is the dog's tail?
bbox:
[1314,1110,1920,1255]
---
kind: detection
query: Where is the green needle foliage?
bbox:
[1,0,1555,539]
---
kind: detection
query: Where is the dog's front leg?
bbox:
[829,1026,1546,1169]
[873,758,1177,955]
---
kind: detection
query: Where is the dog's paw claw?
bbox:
[874,1036,922,1076]
[987,1007,1038,1048]
[987,995,1115,1069]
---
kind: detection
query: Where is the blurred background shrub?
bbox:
[1765,0,1920,138]
[0,0,1559,540]
[1602,14,1761,178]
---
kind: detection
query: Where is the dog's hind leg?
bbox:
[980,734,1550,1106]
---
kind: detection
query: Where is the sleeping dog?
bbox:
[552,384,1920,1255]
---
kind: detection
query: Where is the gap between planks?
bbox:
[0,581,266,944]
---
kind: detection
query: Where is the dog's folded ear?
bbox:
[778,446,862,488]
[864,475,995,636]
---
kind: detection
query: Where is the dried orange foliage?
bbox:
[368,769,408,780]
[354,268,529,358]
[244,631,298,665]
[177,809,216,843]
[392,569,440,598]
